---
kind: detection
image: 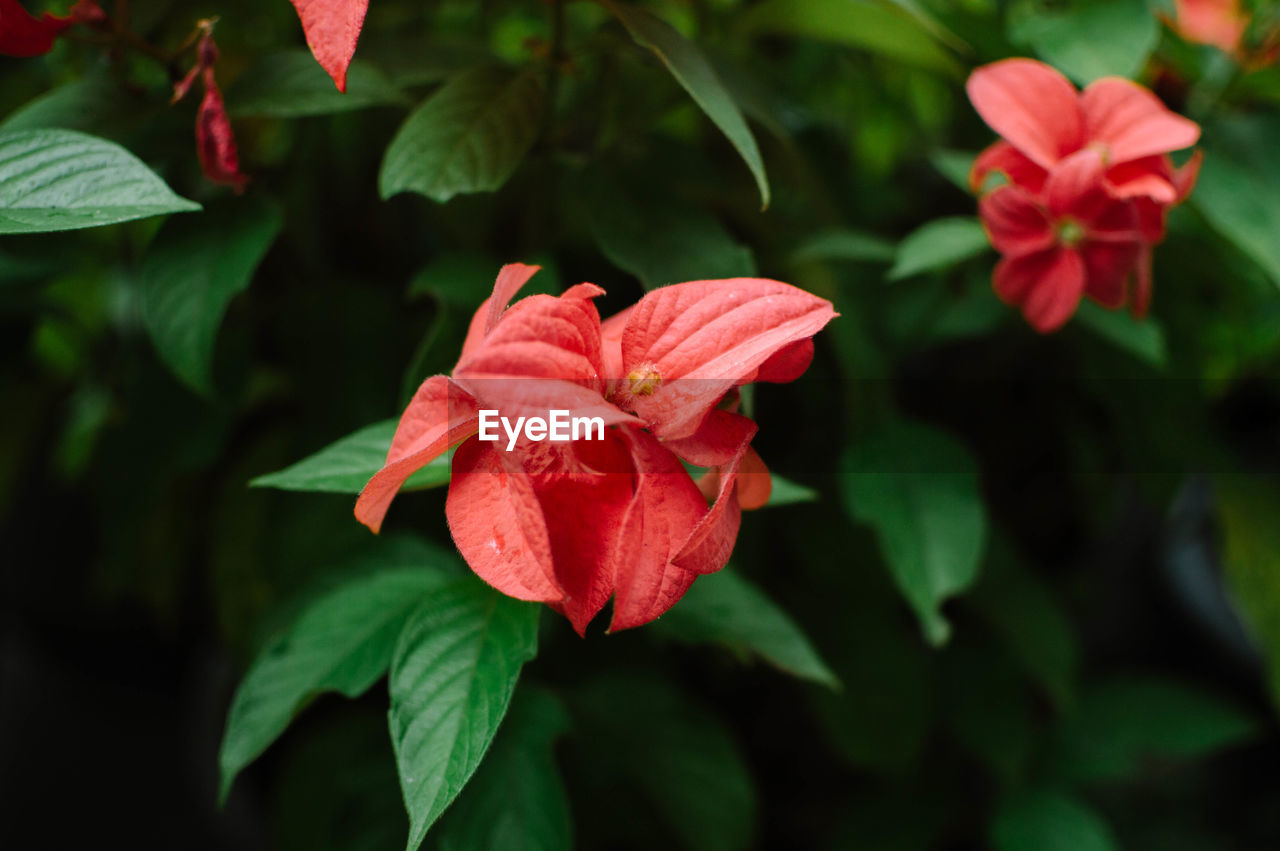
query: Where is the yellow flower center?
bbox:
[627,363,662,396]
[1056,217,1086,248]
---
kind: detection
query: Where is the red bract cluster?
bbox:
[967,59,1202,332]
[172,21,249,192]
[0,0,103,57]
[356,264,836,634]
[288,0,369,92]
[1170,0,1280,67]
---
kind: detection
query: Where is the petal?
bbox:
[1174,0,1248,53]
[288,0,370,93]
[970,141,1049,195]
[1081,78,1201,164]
[966,59,1085,169]
[0,0,72,58]
[608,428,708,632]
[1132,243,1154,317]
[446,437,564,603]
[195,71,249,192]
[993,248,1087,332]
[1081,241,1142,308]
[355,375,480,533]
[1045,148,1110,222]
[1173,149,1203,201]
[458,263,543,361]
[600,305,632,396]
[735,446,772,511]
[751,338,814,384]
[978,185,1054,257]
[532,432,637,635]
[672,416,756,574]
[1105,155,1178,203]
[1131,197,1169,244]
[620,279,836,439]
[662,409,758,467]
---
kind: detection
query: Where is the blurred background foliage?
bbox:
[3,0,1280,848]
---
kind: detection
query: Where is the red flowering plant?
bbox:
[356,263,836,633]
[966,58,1202,331]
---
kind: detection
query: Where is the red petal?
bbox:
[752,338,814,384]
[608,428,708,632]
[662,409,757,467]
[288,0,369,93]
[600,305,632,396]
[672,415,756,574]
[458,263,543,361]
[0,0,72,57]
[978,185,1054,257]
[970,140,1049,195]
[1132,243,1154,317]
[446,437,565,603]
[1174,0,1248,53]
[735,446,772,511]
[1044,148,1111,222]
[1106,155,1177,203]
[620,279,835,439]
[966,59,1085,169]
[355,375,480,533]
[1081,78,1201,164]
[195,71,249,192]
[1174,149,1203,201]
[1081,241,1142,308]
[993,248,1087,332]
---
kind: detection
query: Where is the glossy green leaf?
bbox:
[435,688,572,851]
[582,176,755,288]
[792,228,896,265]
[140,199,282,394]
[992,790,1118,851]
[1010,0,1158,85]
[250,419,453,494]
[930,148,978,193]
[841,420,988,644]
[380,66,545,204]
[218,562,455,803]
[765,475,819,507]
[606,1,771,208]
[656,569,839,687]
[1074,300,1168,367]
[889,216,990,280]
[388,579,541,851]
[1048,676,1260,782]
[229,51,409,117]
[739,0,961,75]
[0,78,151,141]
[0,129,199,233]
[571,674,756,851]
[1194,129,1280,287]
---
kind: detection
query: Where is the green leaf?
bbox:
[884,0,970,51]
[582,175,756,288]
[739,0,961,76]
[792,228,896,265]
[888,216,990,280]
[1215,475,1280,710]
[1048,676,1260,782]
[605,1,771,208]
[992,790,1118,851]
[250,419,453,494]
[655,568,839,687]
[218,562,455,803]
[0,78,151,141]
[1009,0,1158,85]
[140,199,282,394]
[930,148,977,193]
[571,674,757,851]
[765,474,819,507]
[840,420,988,645]
[380,66,545,204]
[1074,300,1167,367]
[0,129,199,233]
[389,579,541,851]
[1194,128,1280,286]
[228,50,409,117]
[435,688,572,851]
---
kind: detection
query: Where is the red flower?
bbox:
[355,264,835,634]
[967,59,1201,330]
[288,0,369,93]
[967,59,1199,213]
[172,22,249,192]
[0,0,103,58]
[1170,0,1249,54]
